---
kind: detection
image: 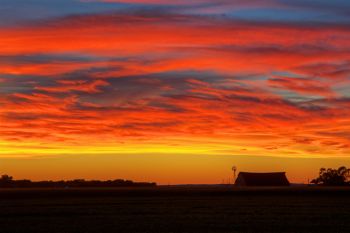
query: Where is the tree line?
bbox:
[1,166,349,188]
[311,166,350,186]
[0,175,156,188]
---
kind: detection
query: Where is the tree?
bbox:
[0,174,14,187]
[311,166,350,186]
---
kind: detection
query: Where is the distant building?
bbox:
[235,172,290,186]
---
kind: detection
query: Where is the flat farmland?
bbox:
[1,186,350,233]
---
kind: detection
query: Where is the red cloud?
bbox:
[0,11,349,158]
[36,80,109,93]
[268,76,335,97]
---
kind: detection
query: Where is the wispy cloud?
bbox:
[0,0,349,159]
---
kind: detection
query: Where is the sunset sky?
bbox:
[1,0,350,184]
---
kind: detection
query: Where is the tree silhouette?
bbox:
[0,174,156,188]
[311,166,350,186]
[0,174,14,187]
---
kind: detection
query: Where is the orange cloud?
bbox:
[1,10,350,162]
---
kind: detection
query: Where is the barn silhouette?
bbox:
[235,172,290,186]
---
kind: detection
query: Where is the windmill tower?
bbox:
[232,166,237,184]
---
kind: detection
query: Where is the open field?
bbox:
[1,186,350,233]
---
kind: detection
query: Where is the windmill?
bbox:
[232,166,237,184]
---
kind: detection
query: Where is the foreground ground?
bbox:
[1,186,350,233]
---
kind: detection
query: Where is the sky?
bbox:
[0,0,350,184]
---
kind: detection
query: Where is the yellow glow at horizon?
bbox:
[0,138,344,159]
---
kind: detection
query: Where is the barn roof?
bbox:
[235,172,290,186]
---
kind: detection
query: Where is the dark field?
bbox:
[1,186,350,233]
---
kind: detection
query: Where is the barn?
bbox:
[235,172,290,186]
